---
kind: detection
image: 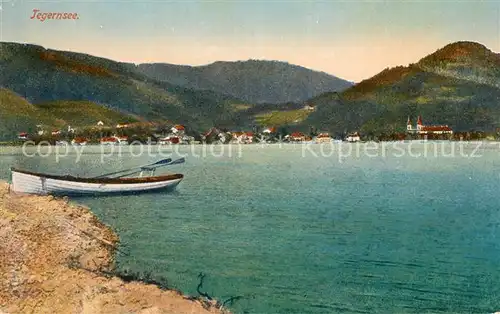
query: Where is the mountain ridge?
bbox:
[137,59,353,104]
[0,41,255,135]
[1,41,351,138]
[302,40,500,135]
[418,41,500,88]
[2,40,499,140]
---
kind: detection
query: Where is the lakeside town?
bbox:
[7,115,500,147]
[5,120,494,146]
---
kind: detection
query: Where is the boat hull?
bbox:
[11,169,183,196]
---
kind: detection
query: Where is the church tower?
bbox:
[417,115,423,131]
[407,116,412,131]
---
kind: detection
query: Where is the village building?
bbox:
[407,116,453,135]
[159,135,193,145]
[71,137,88,146]
[289,132,306,142]
[245,132,254,144]
[115,135,129,144]
[18,132,28,140]
[100,137,118,145]
[171,125,185,135]
[346,132,361,142]
[231,132,245,144]
[182,135,195,144]
[262,127,277,134]
[159,125,192,144]
[315,132,332,143]
[217,133,227,144]
[230,131,254,144]
[100,136,128,145]
[158,137,168,145]
[158,124,192,144]
[202,127,220,143]
[36,125,45,136]
[303,104,316,111]
[159,136,180,145]
[260,127,278,143]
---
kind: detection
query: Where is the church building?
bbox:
[407,116,453,135]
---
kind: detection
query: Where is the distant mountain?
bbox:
[136,60,353,104]
[418,41,500,88]
[0,42,255,137]
[303,41,500,135]
[4,41,497,140]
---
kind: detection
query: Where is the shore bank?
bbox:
[0,181,228,314]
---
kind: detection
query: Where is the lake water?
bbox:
[1,142,500,313]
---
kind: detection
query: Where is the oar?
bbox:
[140,157,185,170]
[94,158,172,178]
[165,157,185,166]
[115,157,186,178]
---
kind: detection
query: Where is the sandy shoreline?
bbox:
[0,181,228,314]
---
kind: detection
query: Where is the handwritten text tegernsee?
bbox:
[30,9,79,22]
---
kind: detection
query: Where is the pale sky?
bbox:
[1,0,499,82]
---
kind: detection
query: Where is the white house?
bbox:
[230,131,254,144]
[303,104,316,111]
[18,132,28,140]
[115,135,129,145]
[36,125,45,136]
[346,132,361,142]
[159,124,191,144]
[315,133,332,143]
[97,121,104,126]
[171,125,186,135]
[159,135,180,145]
[262,127,277,134]
[218,133,227,144]
[231,132,245,144]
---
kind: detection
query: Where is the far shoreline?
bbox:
[2,139,500,147]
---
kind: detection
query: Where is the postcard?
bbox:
[1,1,499,313]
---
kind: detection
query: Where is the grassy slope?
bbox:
[0,88,138,140]
[36,100,140,127]
[0,88,52,139]
[302,41,500,135]
[255,109,312,126]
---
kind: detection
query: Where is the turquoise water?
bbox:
[1,143,500,313]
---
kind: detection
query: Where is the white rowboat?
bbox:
[11,168,183,196]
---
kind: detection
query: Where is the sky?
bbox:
[1,0,499,82]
